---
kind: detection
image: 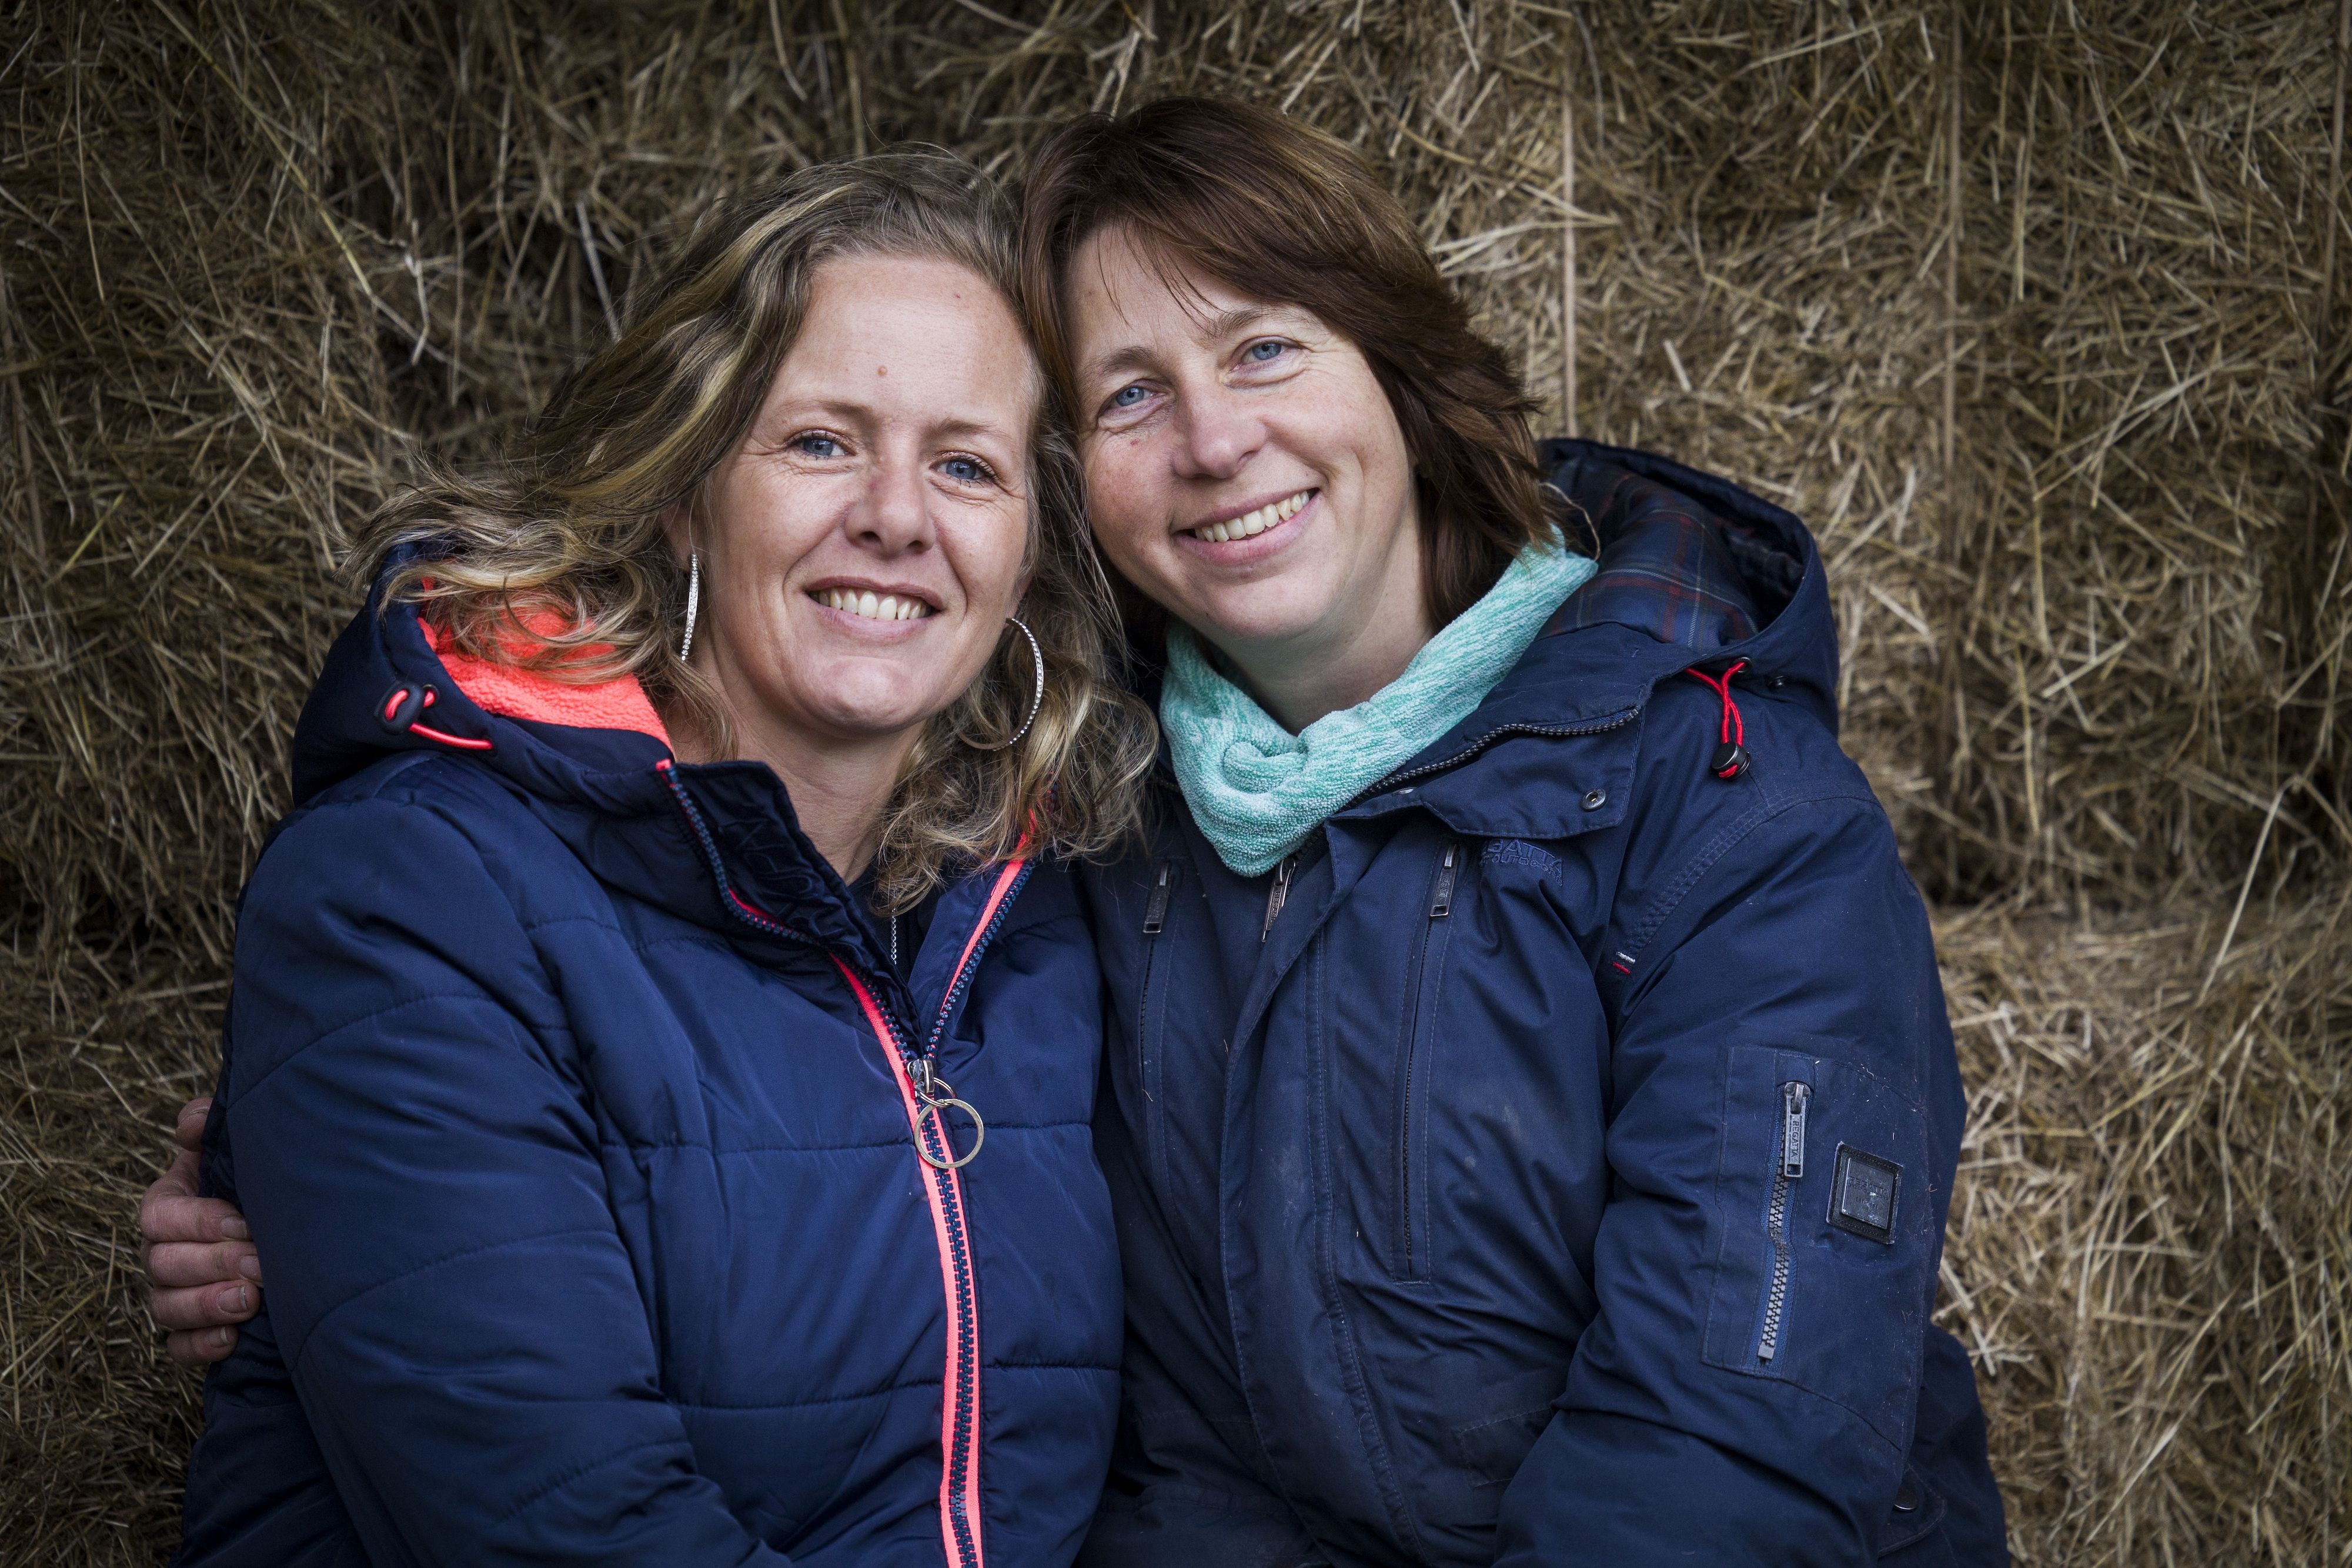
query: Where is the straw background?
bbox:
[3,1,2346,1562]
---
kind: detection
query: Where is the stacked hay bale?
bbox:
[2,2,2343,1561]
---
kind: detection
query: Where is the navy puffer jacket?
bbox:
[176,556,1119,1566]
[1077,442,2006,1567]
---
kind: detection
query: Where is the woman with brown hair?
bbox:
[1028,99,2007,1566]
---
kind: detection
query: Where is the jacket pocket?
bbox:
[1875,1464,1948,1558]
[1700,1042,1935,1447]
[1446,1366,1562,1489]
[1388,839,1459,1282]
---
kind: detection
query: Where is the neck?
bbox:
[1218,549,1438,735]
[673,693,913,889]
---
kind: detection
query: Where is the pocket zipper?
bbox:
[1141,860,1174,936]
[1427,841,1459,919]
[1397,840,1458,1277]
[1758,1081,1809,1363]
[1261,854,1297,942]
[1137,860,1174,1096]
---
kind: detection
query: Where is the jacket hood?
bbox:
[1504,438,1829,730]
[1336,439,1838,842]
[286,544,928,999]
[290,541,677,810]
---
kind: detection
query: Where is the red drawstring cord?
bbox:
[1683,658,1751,780]
[380,683,495,752]
[1685,658,1748,748]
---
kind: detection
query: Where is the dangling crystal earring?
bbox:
[678,551,701,663]
[961,616,1043,752]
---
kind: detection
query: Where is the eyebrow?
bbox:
[1197,304,1277,342]
[780,400,1016,444]
[928,414,1018,446]
[1079,303,1283,387]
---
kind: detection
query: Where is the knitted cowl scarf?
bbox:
[1158,543,1597,876]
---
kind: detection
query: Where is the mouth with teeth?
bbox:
[811,587,936,622]
[1184,489,1314,544]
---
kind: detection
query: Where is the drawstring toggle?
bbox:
[1683,658,1753,782]
[377,681,493,752]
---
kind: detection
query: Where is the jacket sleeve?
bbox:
[176,1293,368,1566]
[1492,790,1962,1567]
[215,792,785,1567]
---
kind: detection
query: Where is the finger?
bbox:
[141,1190,250,1248]
[146,1145,199,1206]
[148,1239,262,1290]
[174,1095,212,1154]
[166,1325,239,1366]
[150,1281,259,1333]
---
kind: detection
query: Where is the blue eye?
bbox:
[1244,340,1289,363]
[942,456,994,484]
[1110,385,1150,409]
[794,432,844,459]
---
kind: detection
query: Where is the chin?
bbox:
[791,668,946,741]
[1175,579,1338,652]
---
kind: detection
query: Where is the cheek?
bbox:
[1081,442,1165,566]
[943,508,1034,611]
[707,472,824,589]
[1309,375,1405,480]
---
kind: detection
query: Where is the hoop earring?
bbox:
[678,551,700,663]
[963,616,1043,753]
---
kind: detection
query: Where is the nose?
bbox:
[851,446,934,556]
[1171,381,1265,482]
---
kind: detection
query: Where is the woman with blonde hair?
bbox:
[159,150,1152,1567]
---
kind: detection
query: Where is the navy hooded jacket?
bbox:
[1075,441,2007,1567]
[175,560,1120,1567]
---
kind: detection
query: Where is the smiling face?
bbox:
[686,251,1037,759]
[1067,226,1433,727]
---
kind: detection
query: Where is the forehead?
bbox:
[777,252,1039,419]
[1067,228,1304,355]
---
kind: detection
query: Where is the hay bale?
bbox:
[1938,901,2350,1561]
[1,2,2343,1562]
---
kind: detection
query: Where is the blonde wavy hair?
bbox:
[353,151,1157,910]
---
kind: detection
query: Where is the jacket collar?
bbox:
[1334,439,1836,842]
[290,544,922,995]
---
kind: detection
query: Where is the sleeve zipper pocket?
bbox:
[1758,1081,1809,1363]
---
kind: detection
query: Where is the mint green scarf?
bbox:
[1160,545,1598,875]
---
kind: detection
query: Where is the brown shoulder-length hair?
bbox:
[1020,97,1566,633]
[353,151,1155,911]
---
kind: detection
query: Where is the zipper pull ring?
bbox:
[911,1056,983,1169]
[1781,1082,1810,1179]
[914,1091,985,1170]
